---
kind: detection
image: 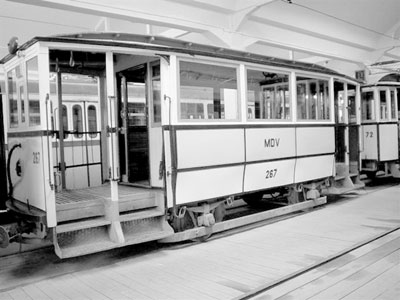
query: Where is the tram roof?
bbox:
[1,32,359,82]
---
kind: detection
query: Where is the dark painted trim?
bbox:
[8,130,54,138]
[361,121,398,125]
[377,124,381,161]
[177,153,334,173]
[162,123,334,131]
[52,140,101,147]
[53,162,102,170]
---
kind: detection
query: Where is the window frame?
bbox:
[295,73,332,122]
[177,58,241,123]
[87,104,98,138]
[72,104,84,139]
[361,88,376,122]
[245,66,292,123]
[26,56,41,127]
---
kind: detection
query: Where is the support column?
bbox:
[105,51,124,244]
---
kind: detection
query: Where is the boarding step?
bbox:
[56,217,111,233]
[53,220,117,258]
[120,208,174,245]
[53,209,173,259]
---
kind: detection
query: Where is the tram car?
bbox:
[360,73,400,178]
[0,33,364,258]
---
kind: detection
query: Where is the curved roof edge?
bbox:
[1,32,360,83]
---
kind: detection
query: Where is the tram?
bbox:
[0,33,364,258]
[360,72,400,178]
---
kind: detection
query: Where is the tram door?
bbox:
[334,81,359,173]
[347,85,360,173]
[118,65,150,186]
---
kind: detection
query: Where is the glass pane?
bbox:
[297,76,330,120]
[390,90,396,120]
[26,57,40,126]
[88,105,97,138]
[380,90,388,120]
[297,82,308,120]
[179,61,238,120]
[348,84,357,123]
[151,64,161,125]
[7,69,18,128]
[334,81,345,123]
[20,85,25,123]
[361,91,375,121]
[62,105,69,138]
[318,81,330,120]
[127,82,146,126]
[152,79,161,124]
[72,105,83,138]
[247,69,290,120]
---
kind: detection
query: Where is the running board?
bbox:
[159,197,326,243]
[53,209,173,259]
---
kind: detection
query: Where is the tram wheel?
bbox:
[171,210,195,233]
[213,204,226,222]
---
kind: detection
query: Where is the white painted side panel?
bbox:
[164,130,174,208]
[176,129,245,169]
[295,155,335,183]
[296,127,335,156]
[243,159,295,192]
[246,128,296,161]
[175,166,244,204]
[41,137,56,227]
[149,126,163,187]
[379,124,399,161]
[9,137,46,211]
[361,125,378,160]
[66,167,88,190]
[89,165,102,187]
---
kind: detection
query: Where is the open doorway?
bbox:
[116,58,162,188]
[117,64,150,186]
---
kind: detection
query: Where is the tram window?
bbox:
[87,105,97,138]
[152,79,161,124]
[127,83,146,126]
[380,90,388,120]
[179,61,238,120]
[62,105,69,139]
[390,90,396,120]
[361,91,375,121]
[246,69,290,120]
[297,77,330,120]
[348,84,357,123]
[151,63,161,125]
[26,57,40,126]
[7,69,18,128]
[72,105,83,138]
[181,102,204,119]
[334,82,345,123]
